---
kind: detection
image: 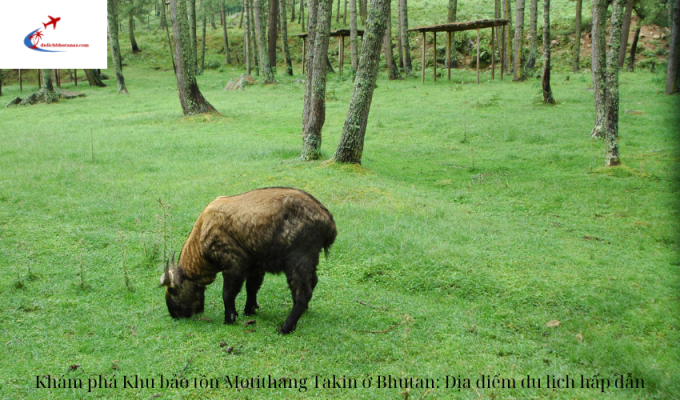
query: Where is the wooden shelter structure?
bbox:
[408,19,508,84]
[293,29,364,75]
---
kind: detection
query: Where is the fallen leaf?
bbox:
[243,320,256,327]
[546,320,561,328]
[576,333,583,341]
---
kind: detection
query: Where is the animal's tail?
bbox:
[322,221,337,259]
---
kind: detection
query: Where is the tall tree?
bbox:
[573,0,582,72]
[627,25,641,71]
[269,0,279,70]
[525,0,538,69]
[302,0,319,144]
[221,1,231,64]
[254,0,276,82]
[332,0,389,164]
[604,0,625,166]
[292,0,296,21]
[129,13,141,53]
[447,0,457,67]
[344,0,348,24]
[618,0,633,67]
[84,69,107,87]
[159,0,168,29]
[591,0,607,138]
[337,0,341,23]
[170,0,217,114]
[495,0,502,62]
[512,0,526,80]
[384,0,401,80]
[504,0,513,73]
[542,0,555,103]
[108,0,129,94]
[250,0,261,75]
[301,0,333,160]
[199,2,207,74]
[41,70,59,103]
[189,0,198,70]
[350,0,359,69]
[667,0,679,93]
[280,0,294,75]
[244,0,252,73]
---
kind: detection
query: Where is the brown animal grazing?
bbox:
[159,187,337,334]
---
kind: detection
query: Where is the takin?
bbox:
[159,187,337,334]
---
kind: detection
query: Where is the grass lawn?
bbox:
[1,48,679,399]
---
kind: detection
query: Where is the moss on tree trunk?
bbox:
[279,0,294,75]
[301,0,332,160]
[254,0,275,82]
[591,0,607,138]
[604,0,625,166]
[108,0,129,94]
[572,0,581,72]
[332,0,388,164]
[541,0,555,104]
[513,0,525,81]
[170,0,217,115]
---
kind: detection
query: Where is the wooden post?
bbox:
[433,32,436,82]
[74,69,78,86]
[19,69,22,91]
[38,69,41,88]
[447,31,451,80]
[501,25,504,81]
[302,38,306,74]
[476,28,480,84]
[421,31,425,83]
[491,27,495,81]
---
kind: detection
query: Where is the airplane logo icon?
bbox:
[43,16,61,30]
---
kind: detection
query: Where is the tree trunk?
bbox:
[165,17,177,72]
[350,0,359,70]
[333,0,389,164]
[199,5,207,74]
[269,0,279,70]
[240,0,245,28]
[384,0,401,80]
[129,14,141,53]
[525,0,537,69]
[255,0,276,82]
[159,0,168,29]
[337,0,341,23]
[398,0,412,75]
[591,0,607,138]
[250,0,261,75]
[344,0,348,24]
[303,0,319,136]
[108,0,129,93]
[361,0,367,25]
[627,26,640,71]
[666,0,680,94]
[301,0,333,160]
[573,0,581,72]
[542,0,554,104]
[292,0,296,22]
[495,0,502,62]
[169,0,217,115]
[504,0,513,73]
[84,69,107,87]
[41,70,59,103]
[604,0,624,166]
[447,0,457,68]
[245,0,251,74]
[300,0,305,27]
[221,2,231,64]
[512,0,525,81]
[189,0,198,70]
[280,0,294,75]
[618,0,633,67]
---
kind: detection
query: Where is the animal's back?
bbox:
[183,188,336,276]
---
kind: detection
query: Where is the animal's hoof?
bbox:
[278,324,296,335]
[224,312,238,324]
[243,303,259,316]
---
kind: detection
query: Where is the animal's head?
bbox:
[159,253,206,319]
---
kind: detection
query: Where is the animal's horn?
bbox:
[171,251,177,268]
[160,259,172,286]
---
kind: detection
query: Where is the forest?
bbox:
[0,0,678,398]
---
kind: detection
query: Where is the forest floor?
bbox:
[0,44,678,399]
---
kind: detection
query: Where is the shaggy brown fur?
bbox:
[160,187,337,334]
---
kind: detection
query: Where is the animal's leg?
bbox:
[222,272,245,324]
[244,271,265,316]
[280,254,319,334]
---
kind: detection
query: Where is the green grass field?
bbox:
[1,11,679,399]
